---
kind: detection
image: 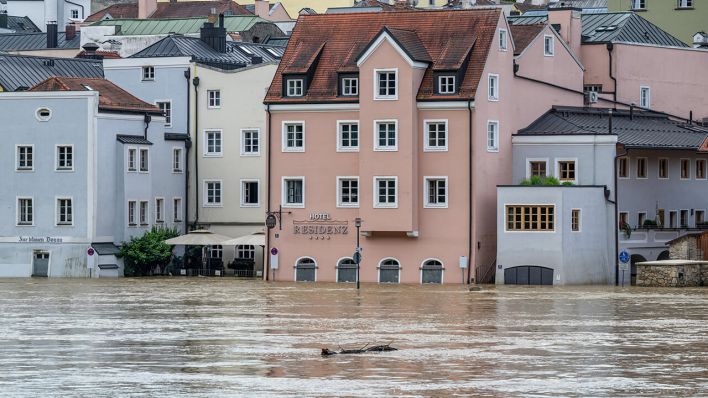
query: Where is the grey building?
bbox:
[497,106,708,285]
[0,76,187,277]
[0,53,102,91]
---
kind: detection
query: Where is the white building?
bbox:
[6,0,90,31]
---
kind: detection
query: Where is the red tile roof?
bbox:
[30,77,160,114]
[510,24,545,55]
[85,0,252,22]
[75,50,122,59]
[264,9,500,104]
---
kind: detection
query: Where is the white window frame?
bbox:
[438,75,455,94]
[155,100,171,127]
[669,210,678,228]
[286,79,304,97]
[658,157,669,180]
[636,157,648,179]
[571,208,581,232]
[16,196,34,226]
[424,119,448,152]
[499,28,508,51]
[336,120,360,152]
[696,158,707,180]
[377,257,401,284]
[488,73,499,101]
[680,158,691,180]
[373,176,398,209]
[207,90,221,108]
[55,197,73,226]
[172,147,183,173]
[173,197,183,222]
[486,120,499,152]
[127,147,137,172]
[70,9,79,19]
[139,147,149,173]
[678,0,693,8]
[424,176,448,209]
[240,178,260,208]
[127,200,137,226]
[640,86,651,109]
[203,179,223,208]
[139,200,149,225]
[282,176,305,208]
[544,35,555,56]
[373,119,398,151]
[631,0,646,9]
[374,68,398,100]
[680,209,690,228]
[526,158,549,179]
[142,66,155,81]
[282,121,305,152]
[618,156,629,179]
[240,128,260,156]
[637,211,647,228]
[342,77,358,96]
[155,197,164,223]
[695,209,705,226]
[336,176,360,208]
[55,144,74,172]
[16,144,34,172]
[203,129,223,157]
[555,157,579,184]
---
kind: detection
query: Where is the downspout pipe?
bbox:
[607,42,617,105]
[265,104,272,281]
[610,109,629,287]
[184,68,191,234]
[467,99,473,285]
[143,113,151,139]
[192,75,200,228]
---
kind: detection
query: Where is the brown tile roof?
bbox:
[30,77,160,114]
[265,9,500,103]
[76,50,122,59]
[510,24,544,55]
[379,27,432,63]
[85,0,252,23]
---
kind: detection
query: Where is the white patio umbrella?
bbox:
[164,229,233,246]
[220,231,266,246]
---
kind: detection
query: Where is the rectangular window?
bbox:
[283,122,304,152]
[241,129,260,156]
[18,198,33,225]
[632,0,645,9]
[172,148,182,173]
[376,70,397,99]
[337,122,359,151]
[17,145,33,171]
[205,180,222,206]
[241,180,259,207]
[544,35,555,56]
[619,212,628,228]
[173,197,182,222]
[680,209,689,228]
[156,101,171,126]
[127,148,137,172]
[374,121,397,151]
[530,160,547,178]
[139,148,149,172]
[236,245,255,259]
[283,178,304,207]
[678,0,693,8]
[204,130,222,156]
[680,159,690,179]
[425,177,448,208]
[487,121,499,152]
[571,209,580,232]
[139,201,149,225]
[638,212,646,228]
[657,209,665,227]
[584,84,603,93]
[669,210,678,228]
[637,158,647,178]
[499,29,508,51]
[374,177,397,208]
[57,198,72,225]
[128,201,136,226]
[342,77,358,96]
[488,74,499,101]
[505,205,555,231]
[640,86,651,108]
[337,177,359,207]
[425,120,447,151]
[696,210,705,226]
[658,158,669,179]
[142,66,154,81]
[618,156,628,178]
[558,160,576,182]
[155,198,164,223]
[697,159,706,179]
[71,9,79,18]
[286,79,303,97]
[207,90,221,108]
[438,75,455,94]
[56,145,73,171]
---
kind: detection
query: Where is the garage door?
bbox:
[504,266,553,285]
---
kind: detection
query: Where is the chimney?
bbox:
[250,55,263,64]
[548,8,582,57]
[255,0,270,18]
[65,24,76,40]
[46,22,58,48]
[0,12,7,29]
[78,42,102,59]
[200,15,227,53]
[138,0,157,19]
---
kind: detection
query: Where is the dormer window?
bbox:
[286,78,304,97]
[437,75,456,95]
[341,77,358,96]
[375,69,397,100]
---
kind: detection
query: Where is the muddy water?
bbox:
[0,279,706,397]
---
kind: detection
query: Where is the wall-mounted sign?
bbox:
[293,212,348,239]
[18,236,64,243]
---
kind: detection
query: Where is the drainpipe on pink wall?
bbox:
[607,43,617,105]
[265,104,271,282]
[467,99,473,284]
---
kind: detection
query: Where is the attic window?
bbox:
[240,46,254,55]
[437,75,456,95]
[341,76,358,96]
[595,26,617,32]
[36,108,52,121]
[544,35,555,56]
[82,85,94,91]
[286,79,304,97]
[265,48,281,58]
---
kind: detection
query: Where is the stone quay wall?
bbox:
[637,263,705,287]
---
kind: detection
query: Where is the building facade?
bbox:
[607,0,707,46]
[5,0,90,31]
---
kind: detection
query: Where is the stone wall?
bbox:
[636,263,705,287]
[669,236,702,261]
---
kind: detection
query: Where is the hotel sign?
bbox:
[293,213,349,240]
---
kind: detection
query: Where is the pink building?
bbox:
[263,9,582,284]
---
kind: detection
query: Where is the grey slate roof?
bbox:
[517,106,708,150]
[509,12,687,47]
[0,31,81,51]
[91,243,121,255]
[130,35,284,69]
[548,0,607,9]
[4,15,41,33]
[116,135,153,145]
[0,54,103,91]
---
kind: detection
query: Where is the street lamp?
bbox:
[353,218,362,290]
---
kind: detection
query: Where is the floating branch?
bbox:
[321,343,397,356]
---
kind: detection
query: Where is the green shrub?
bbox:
[543,176,560,185]
[561,181,574,186]
[643,219,658,227]
[118,226,180,276]
[519,176,563,186]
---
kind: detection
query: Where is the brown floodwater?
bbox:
[0,278,706,397]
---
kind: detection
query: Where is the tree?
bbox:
[118,226,180,276]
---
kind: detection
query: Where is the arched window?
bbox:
[337,258,357,283]
[421,259,443,284]
[295,257,316,282]
[378,258,400,284]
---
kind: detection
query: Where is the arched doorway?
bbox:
[630,254,647,286]
[378,258,400,284]
[657,250,670,261]
[504,266,553,285]
[421,259,443,284]
[295,257,316,282]
[336,258,357,283]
